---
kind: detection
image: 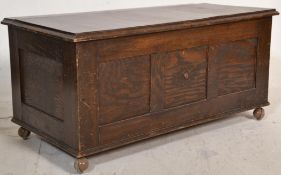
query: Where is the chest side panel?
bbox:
[19,49,64,121]
[9,28,79,155]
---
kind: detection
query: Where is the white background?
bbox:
[0,1,280,174]
[0,0,280,60]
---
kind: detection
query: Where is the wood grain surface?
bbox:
[209,38,257,96]
[2,4,278,159]
[162,46,207,108]
[2,4,278,41]
[99,56,150,125]
[19,49,64,121]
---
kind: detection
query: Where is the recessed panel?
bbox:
[99,56,150,125]
[209,38,257,96]
[162,46,208,108]
[19,49,64,121]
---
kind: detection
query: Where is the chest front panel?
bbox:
[89,18,270,146]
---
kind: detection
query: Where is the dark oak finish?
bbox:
[209,38,257,96]
[20,49,64,121]
[99,56,150,124]
[2,3,279,41]
[1,3,278,173]
[162,46,208,108]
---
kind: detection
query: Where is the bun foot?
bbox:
[74,157,89,173]
[253,107,265,120]
[18,127,31,140]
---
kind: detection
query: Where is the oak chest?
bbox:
[2,3,279,173]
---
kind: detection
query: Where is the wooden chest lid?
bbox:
[2,3,278,42]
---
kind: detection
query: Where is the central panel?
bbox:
[162,46,208,108]
[151,46,208,110]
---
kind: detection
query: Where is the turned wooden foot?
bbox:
[253,107,265,120]
[18,127,31,140]
[74,157,89,173]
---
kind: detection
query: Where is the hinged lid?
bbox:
[2,3,279,42]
